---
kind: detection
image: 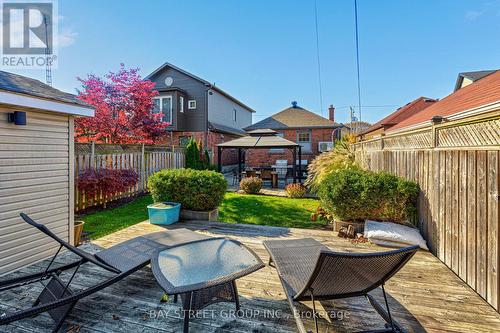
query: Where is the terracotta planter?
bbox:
[180,208,219,221]
[74,221,85,246]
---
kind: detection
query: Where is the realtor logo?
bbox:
[0,0,58,68]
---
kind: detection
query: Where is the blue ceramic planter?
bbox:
[147,202,181,225]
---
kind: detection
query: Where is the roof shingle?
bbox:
[0,70,89,107]
[388,70,500,132]
[362,97,437,135]
[245,105,339,131]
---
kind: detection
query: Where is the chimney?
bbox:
[328,105,335,122]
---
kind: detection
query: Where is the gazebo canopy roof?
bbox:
[217,131,299,149]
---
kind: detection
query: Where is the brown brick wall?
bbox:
[245,128,336,167]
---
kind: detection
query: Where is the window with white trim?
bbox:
[188,100,197,110]
[297,131,312,152]
[233,109,237,122]
[152,96,173,123]
[179,96,184,113]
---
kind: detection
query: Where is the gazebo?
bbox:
[217,129,302,183]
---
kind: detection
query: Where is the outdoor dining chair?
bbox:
[0,213,209,333]
[263,238,418,333]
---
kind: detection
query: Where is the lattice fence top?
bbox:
[437,118,500,148]
[383,130,433,150]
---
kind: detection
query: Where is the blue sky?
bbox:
[8,0,500,124]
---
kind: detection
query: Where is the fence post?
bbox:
[90,141,95,169]
[141,143,146,192]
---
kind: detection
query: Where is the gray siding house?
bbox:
[145,63,255,163]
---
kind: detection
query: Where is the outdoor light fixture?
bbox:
[431,115,446,124]
[7,111,27,125]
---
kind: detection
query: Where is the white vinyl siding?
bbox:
[0,108,71,276]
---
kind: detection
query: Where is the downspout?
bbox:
[204,84,212,150]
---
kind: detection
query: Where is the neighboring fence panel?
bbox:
[74,143,185,211]
[354,114,500,312]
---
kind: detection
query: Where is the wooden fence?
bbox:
[74,143,185,211]
[354,113,500,312]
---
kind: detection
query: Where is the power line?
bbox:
[314,0,324,116]
[354,0,362,122]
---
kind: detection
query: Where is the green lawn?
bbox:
[80,195,153,239]
[80,192,323,239]
[219,192,322,228]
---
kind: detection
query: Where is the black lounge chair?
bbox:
[0,213,210,332]
[263,238,418,333]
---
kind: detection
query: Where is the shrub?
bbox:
[285,183,307,198]
[306,135,357,192]
[148,168,227,211]
[240,177,263,194]
[185,137,212,170]
[317,167,419,224]
[77,168,139,208]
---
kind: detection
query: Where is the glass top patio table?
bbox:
[151,238,264,295]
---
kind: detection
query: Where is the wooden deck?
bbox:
[2,220,500,332]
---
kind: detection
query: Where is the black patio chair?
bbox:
[0,213,210,332]
[263,238,418,333]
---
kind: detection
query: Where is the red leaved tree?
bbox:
[75,64,169,144]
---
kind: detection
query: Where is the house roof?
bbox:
[218,133,299,148]
[0,70,89,107]
[388,69,500,133]
[146,62,256,113]
[361,97,437,135]
[208,121,246,136]
[454,70,496,91]
[245,104,339,131]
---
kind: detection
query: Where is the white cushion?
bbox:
[364,220,428,250]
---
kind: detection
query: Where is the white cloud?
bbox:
[56,27,77,48]
[465,10,484,21]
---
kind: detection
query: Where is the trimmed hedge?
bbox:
[148,168,227,211]
[317,167,419,224]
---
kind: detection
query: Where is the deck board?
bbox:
[2,220,500,332]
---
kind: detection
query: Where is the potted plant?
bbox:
[147,202,182,225]
[148,168,227,221]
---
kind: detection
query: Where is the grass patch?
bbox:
[219,192,323,229]
[79,195,152,239]
[80,192,324,239]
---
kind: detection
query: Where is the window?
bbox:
[188,100,197,109]
[269,132,284,153]
[179,136,190,147]
[179,96,184,113]
[297,131,312,152]
[152,96,173,123]
[233,109,237,122]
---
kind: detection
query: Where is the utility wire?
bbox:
[354,0,362,122]
[314,0,324,116]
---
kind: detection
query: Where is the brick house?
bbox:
[243,102,344,167]
[145,62,255,166]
